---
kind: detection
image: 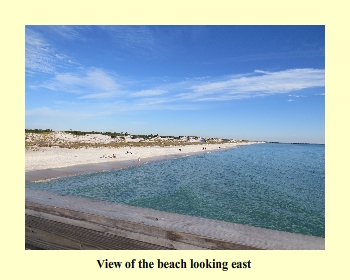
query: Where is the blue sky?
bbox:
[25,25,325,143]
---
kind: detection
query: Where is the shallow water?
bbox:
[26,143,325,237]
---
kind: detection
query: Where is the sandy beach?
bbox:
[25,142,256,172]
[25,132,261,172]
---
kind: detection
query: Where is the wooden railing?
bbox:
[25,189,325,250]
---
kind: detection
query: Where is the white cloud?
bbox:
[28,67,325,118]
[43,68,122,97]
[185,68,324,101]
[79,92,117,99]
[118,68,325,106]
[101,26,159,57]
[196,95,249,102]
[288,94,306,98]
[254,70,269,74]
[131,89,166,97]
[46,26,87,40]
[25,28,77,74]
[25,29,56,73]
[55,54,67,60]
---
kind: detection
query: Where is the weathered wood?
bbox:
[26,214,170,250]
[25,188,325,250]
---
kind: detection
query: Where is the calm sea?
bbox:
[26,143,325,237]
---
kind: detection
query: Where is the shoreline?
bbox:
[25,141,325,249]
[26,142,259,182]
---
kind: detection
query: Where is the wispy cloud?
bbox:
[46,25,88,41]
[25,29,56,73]
[131,89,166,97]
[25,28,77,74]
[176,68,324,102]
[78,92,118,99]
[42,68,122,98]
[101,26,158,57]
[288,94,306,98]
[132,102,201,111]
[50,68,324,103]
[100,26,189,59]
[32,67,325,113]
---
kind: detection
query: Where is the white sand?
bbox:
[25,142,257,172]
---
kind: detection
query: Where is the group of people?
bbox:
[100,154,117,158]
[99,152,140,162]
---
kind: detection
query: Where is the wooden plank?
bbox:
[25,188,325,250]
[26,206,258,250]
[26,214,170,250]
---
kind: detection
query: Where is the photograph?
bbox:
[25,25,325,250]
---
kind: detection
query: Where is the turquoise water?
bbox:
[26,143,325,237]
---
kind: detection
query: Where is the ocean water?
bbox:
[26,143,325,237]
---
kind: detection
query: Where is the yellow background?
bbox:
[1,1,346,279]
